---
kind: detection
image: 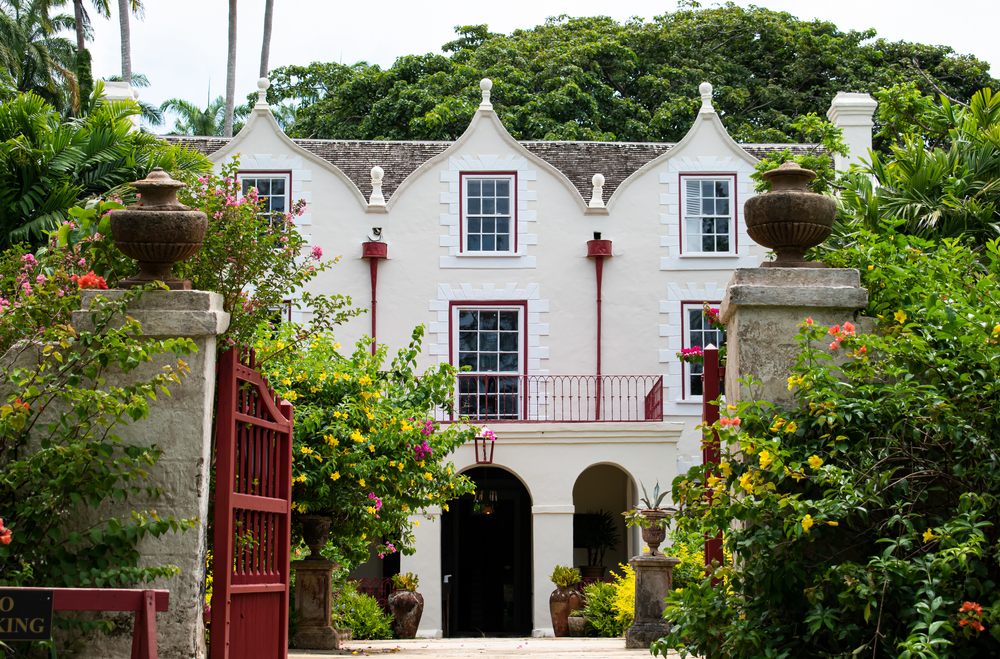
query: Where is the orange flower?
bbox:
[74,271,108,290]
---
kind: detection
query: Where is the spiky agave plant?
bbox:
[639,481,670,510]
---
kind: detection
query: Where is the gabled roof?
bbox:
[163,135,818,203]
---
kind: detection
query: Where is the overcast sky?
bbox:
[77,0,998,134]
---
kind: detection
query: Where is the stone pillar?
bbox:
[530,504,574,637]
[401,506,443,638]
[102,81,141,130]
[826,92,878,172]
[625,555,680,649]
[70,290,229,659]
[720,268,869,407]
[290,560,339,649]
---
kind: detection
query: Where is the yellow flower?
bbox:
[894,309,907,324]
[389,461,396,467]
[401,422,413,431]
[351,430,363,442]
[707,474,721,488]
[801,515,815,533]
[807,455,824,470]
[397,463,404,471]
[827,521,839,527]
[281,378,291,386]
[319,372,327,381]
[867,265,874,271]
[719,462,732,478]
[413,520,419,527]
[366,506,377,514]
[368,444,375,453]
[993,324,1000,337]
[759,450,774,469]
[738,472,754,493]
[330,472,340,481]
[770,417,785,432]
[424,472,433,481]
[366,412,374,420]
[295,474,307,483]
[276,342,285,349]
[358,478,365,487]
[300,446,313,455]
[785,421,798,434]
[923,528,938,543]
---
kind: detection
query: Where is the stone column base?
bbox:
[626,618,672,649]
[292,626,339,650]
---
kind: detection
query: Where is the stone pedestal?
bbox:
[625,555,679,649]
[720,268,869,407]
[68,290,229,659]
[290,559,339,650]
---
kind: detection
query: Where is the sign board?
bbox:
[0,589,53,641]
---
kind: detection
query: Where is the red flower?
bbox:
[76,271,108,290]
[828,324,840,335]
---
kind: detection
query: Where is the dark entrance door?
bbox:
[442,467,532,636]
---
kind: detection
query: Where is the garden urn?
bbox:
[639,509,672,555]
[548,586,583,637]
[387,588,424,639]
[743,161,836,268]
[109,167,207,289]
[300,514,333,558]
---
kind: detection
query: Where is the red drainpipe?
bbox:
[362,241,388,355]
[587,233,612,418]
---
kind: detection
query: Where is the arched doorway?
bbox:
[572,464,634,580]
[441,466,532,636]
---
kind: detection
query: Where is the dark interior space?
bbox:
[441,466,532,637]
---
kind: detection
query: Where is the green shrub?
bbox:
[582,581,623,637]
[331,581,392,640]
[667,530,706,591]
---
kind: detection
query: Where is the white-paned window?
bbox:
[681,176,735,254]
[462,174,516,253]
[239,173,290,224]
[683,303,726,398]
[455,306,521,419]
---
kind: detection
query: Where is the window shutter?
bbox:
[685,179,701,215]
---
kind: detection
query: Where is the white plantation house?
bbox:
[169,79,877,638]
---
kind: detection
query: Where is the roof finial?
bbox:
[256,77,270,109]
[479,78,493,110]
[589,173,606,208]
[369,166,386,207]
[699,82,714,113]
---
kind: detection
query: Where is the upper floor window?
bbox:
[239,173,290,224]
[681,175,735,254]
[462,173,516,254]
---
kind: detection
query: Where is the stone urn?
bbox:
[387,589,424,639]
[300,514,332,559]
[743,161,837,268]
[567,616,587,637]
[639,509,672,556]
[109,167,208,290]
[548,586,583,637]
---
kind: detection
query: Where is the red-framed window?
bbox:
[449,300,528,420]
[238,170,292,225]
[679,173,737,255]
[680,301,726,399]
[459,172,517,254]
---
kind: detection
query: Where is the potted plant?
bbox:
[387,572,423,639]
[567,609,587,637]
[548,565,583,637]
[573,509,620,580]
[624,482,675,555]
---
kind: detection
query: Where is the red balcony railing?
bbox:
[439,374,663,423]
[347,576,394,611]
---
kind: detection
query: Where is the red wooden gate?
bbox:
[211,347,293,659]
[701,344,725,578]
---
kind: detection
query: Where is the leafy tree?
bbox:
[255,326,477,569]
[658,234,1000,658]
[263,5,996,145]
[0,0,79,113]
[0,88,210,248]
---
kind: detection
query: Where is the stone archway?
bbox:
[441,466,532,637]
[572,464,635,579]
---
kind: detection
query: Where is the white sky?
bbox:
[76,0,998,134]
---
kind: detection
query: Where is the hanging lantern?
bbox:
[474,426,496,464]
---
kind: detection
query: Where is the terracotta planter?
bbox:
[300,514,332,559]
[387,589,424,639]
[639,509,672,555]
[743,161,837,268]
[578,565,606,581]
[567,616,587,637]
[109,167,207,290]
[548,586,583,637]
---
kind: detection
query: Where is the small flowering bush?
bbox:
[656,233,1000,658]
[255,323,476,569]
[175,158,361,345]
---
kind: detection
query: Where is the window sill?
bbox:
[677,253,738,258]
[457,251,523,258]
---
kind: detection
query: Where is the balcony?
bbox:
[440,374,664,423]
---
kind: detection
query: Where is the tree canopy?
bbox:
[263,3,997,145]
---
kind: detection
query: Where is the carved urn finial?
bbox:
[109,167,208,289]
[743,161,836,268]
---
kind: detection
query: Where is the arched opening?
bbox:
[441,466,532,637]
[572,464,635,580]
